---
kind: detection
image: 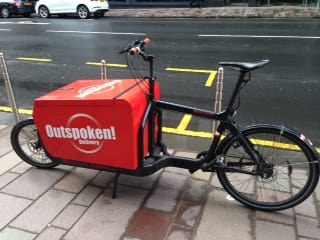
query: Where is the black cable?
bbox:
[126,53,149,97]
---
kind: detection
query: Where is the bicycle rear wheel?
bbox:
[10,118,59,168]
[217,124,319,211]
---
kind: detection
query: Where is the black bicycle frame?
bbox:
[132,56,266,177]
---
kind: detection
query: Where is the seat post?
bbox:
[227,70,247,109]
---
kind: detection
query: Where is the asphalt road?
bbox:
[0,17,319,146]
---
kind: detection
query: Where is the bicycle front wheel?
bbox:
[10,118,59,169]
[217,124,319,211]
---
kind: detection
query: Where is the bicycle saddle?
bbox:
[219,59,269,71]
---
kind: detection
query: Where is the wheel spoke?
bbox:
[11,118,58,169]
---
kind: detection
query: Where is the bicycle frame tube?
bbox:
[154,100,228,121]
[227,70,247,110]
[140,52,265,173]
[216,120,267,169]
[152,100,229,162]
[151,100,266,169]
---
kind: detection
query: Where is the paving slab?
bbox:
[167,225,193,240]
[0,172,19,189]
[118,172,161,190]
[64,186,148,240]
[0,227,36,240]
[145,171,188,212]
[90,171,114,188]
[194,189,251,240]
[10,189,75,233]
[295,194,317,218]
[0,128,12,156]
[36,227,66,240]
[2,167,67,199]
[51,204,87,229]
[296,215,320,239]
[256,208,295,225]
[255,220,295,240]
[10,161,32,174]
[0,151,22,175]
[125,208,172,240]
[0,193,32,230]
[72,184,102,206]
[183,178,208,203]
[54,168,99,193]
[0,124,7,131]
[174,201,201,228]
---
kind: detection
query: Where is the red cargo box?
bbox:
[33,79,160,170]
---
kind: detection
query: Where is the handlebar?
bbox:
[119,38,152,61]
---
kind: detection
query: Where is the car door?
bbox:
[62,0,78,13]
[43,0,65,13]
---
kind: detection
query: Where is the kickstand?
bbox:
[112,173,120,199]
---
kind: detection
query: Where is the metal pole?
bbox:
[0,52,20,123]
[213,67,223,133]
[101,60,107,80]
[316,0,319,10]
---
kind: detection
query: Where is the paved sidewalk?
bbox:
[106,6,320,18]
[1,115,320,240]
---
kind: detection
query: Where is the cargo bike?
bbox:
[11,39,319,211]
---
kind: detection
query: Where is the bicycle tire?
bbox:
[10,118,59,169]
[216,124,319,211]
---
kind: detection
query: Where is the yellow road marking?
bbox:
[205,71,218,87]
[162,127,213,138]
[165,67,218,136]
[0,106,33,115]
[165,67,217,87]
[166,67,213,74]
[17,57,52,62]
[86,62,127,68]
[251,138,300,151]
[177,114,192,131]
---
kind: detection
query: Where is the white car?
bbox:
[35,0,109,19]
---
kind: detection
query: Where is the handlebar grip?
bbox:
[129,47,140,55]
[143,38,151,45]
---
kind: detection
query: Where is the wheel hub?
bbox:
[260,164,274,179]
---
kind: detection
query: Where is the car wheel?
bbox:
[1,7,10,18]
[38,5,50,18]
[77,5,89,19]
